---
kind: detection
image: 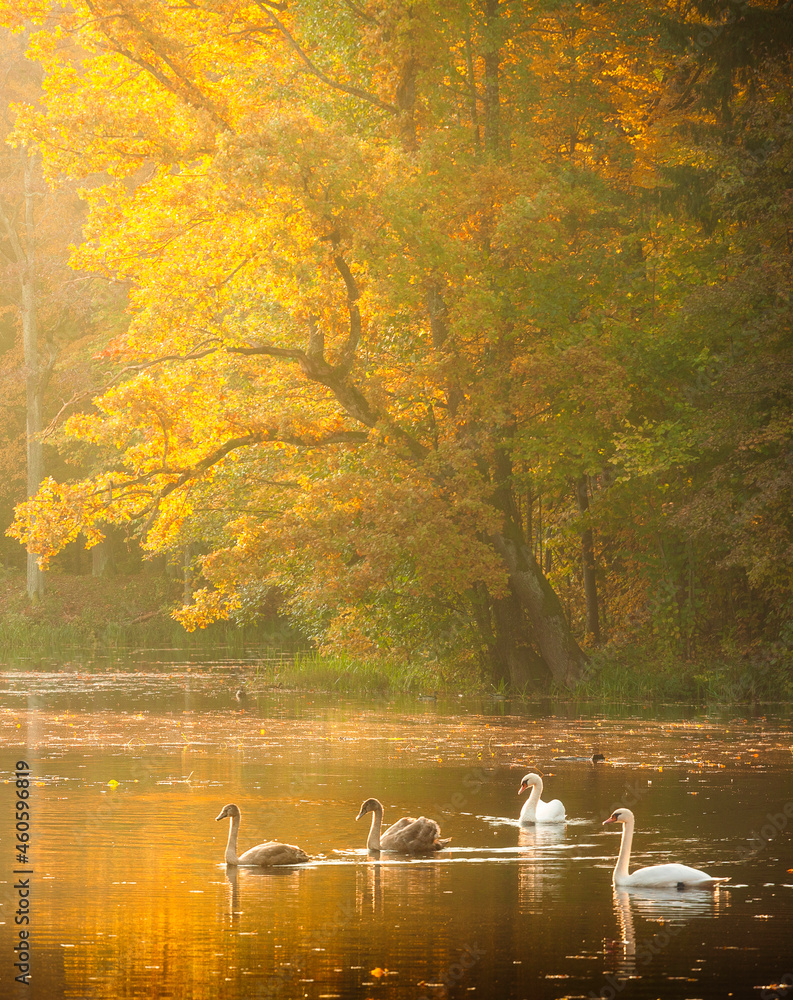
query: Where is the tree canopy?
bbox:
[3,0,792,684]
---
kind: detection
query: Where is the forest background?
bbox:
[1,0,792,701]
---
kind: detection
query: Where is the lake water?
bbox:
[1,668,792,1000]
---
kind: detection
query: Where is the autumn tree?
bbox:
[4,0,791,682]
[555,0,793,657]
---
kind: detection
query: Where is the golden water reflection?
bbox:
[0,698,791,999]
[610,885,728,983]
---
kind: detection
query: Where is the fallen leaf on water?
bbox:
[370,968,387,979]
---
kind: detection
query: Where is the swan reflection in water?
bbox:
[518,823,568,850]
[516,822,567,913]
[354,855,444,917]
[610,884,726,980]
[357,856,383,915]
[220,862,308,926]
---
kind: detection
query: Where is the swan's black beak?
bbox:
[355,810,364,821]
[215,812,225,822]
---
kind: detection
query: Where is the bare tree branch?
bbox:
[42,338,224,438]
[252,1,398,114]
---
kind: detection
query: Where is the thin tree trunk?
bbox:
[575,476,600,644]
[395,56,418,152]
[92,539,111,578]
[0,150,46,599]
[465,22,481,150]
[183,543,193,605]
[22,153,45,599]
[483,0,501,154]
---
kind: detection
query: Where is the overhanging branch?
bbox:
[114,426,369,533]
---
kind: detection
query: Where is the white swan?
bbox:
[356,797,451,852]
[603,808,728,889]
[215,803,310,866]
[518,772,566,823]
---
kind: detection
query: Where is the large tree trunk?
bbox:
[491,533,588,687]
[576,476,601,644]
[491,587,549,688]
[470,581,549,689]
[489,422,587,687]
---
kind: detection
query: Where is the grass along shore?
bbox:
[1,569,790,704]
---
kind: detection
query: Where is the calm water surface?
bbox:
[1,668,792,1000]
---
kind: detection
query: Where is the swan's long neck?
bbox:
[527,778,542,811]
[367,805,383,850]
[613,815,634,884]
[225,814,241,865]
[519,778,542,821]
